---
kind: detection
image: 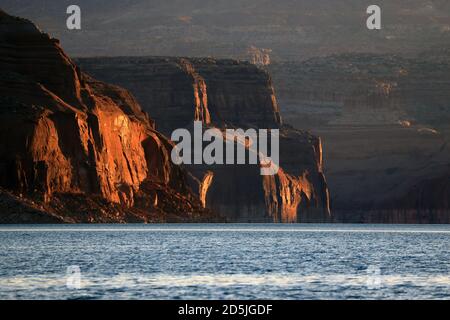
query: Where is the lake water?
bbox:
[0,224,449,300]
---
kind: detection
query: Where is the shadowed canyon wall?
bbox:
[268,54,450,223]
[0,10,330,223]
[77,57,331,222]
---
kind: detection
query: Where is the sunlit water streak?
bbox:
[0,224,449,299]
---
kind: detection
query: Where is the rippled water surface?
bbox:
[0,224,449,299]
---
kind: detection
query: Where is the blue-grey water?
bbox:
[0,224,449,300]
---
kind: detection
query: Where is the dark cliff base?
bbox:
[0,187,221,224]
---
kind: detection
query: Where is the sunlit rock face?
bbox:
[78,57,331,222]
[186,128,330,223]
[0,10,214,223]
[77,57,282,135]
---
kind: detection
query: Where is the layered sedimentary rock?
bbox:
[268,54,450,223]
[185,128,329,222]
[0,10,214,223]
[269,54,450,127]
[382,168,450,224]
[77,57,281,135]
[78,57,330,222]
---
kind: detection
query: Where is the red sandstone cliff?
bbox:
[184,128,330,223]
[77,57,282,135]
[0,10,215,223]
[77,57,331,222]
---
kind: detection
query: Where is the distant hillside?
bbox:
[268,53,450,128]
[2,0,450,60]
[267,53,450,223]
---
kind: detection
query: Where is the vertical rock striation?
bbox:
[268,54,450,223]
[78,57,331,222]
[0,10,214,223]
